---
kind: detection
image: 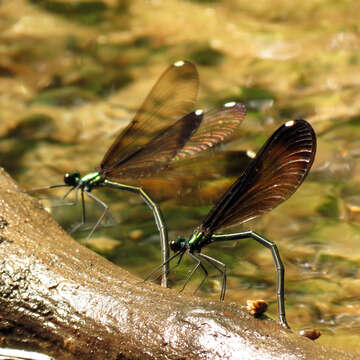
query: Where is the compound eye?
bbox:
[170,237,185,252]
[64,172,80,186]
[170,240,180,252]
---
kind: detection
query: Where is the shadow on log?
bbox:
[0,168,358,360]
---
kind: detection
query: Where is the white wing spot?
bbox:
[224,101,236,108]
[174,60,185,67]
[285,120,295,127]
[195,109,204,116]
[246,150,256,159]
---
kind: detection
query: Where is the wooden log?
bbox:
[0,168,358,360]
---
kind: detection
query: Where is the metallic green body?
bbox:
[81,171,101,185]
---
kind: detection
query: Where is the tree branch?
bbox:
[0,168,357,360]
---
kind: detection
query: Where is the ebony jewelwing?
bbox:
[28,61,247,287]
[147,119,316,328]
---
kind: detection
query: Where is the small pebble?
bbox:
[299,328,322,340]
[85,237,121,251]
[246,299,268,317]
[129,229,144,241]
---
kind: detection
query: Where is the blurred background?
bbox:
[0,0,360,353]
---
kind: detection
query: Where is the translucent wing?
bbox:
[123,150,254,204]
[101,110,203,179]
[202,119,317,232]
[100,61,199,171]
[175,102,246,160]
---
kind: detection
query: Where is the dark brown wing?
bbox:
[175,102,246,160]
[201,119,317,232]
[100,61,199,171]
[102,110,203,180]
[123,150,254,204]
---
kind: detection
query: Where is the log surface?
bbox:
[0,168,358,360]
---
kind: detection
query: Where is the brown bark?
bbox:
[0,168,358,360]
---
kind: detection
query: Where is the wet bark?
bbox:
[0,168,358,360]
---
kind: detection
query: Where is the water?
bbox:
[1,0,360,353]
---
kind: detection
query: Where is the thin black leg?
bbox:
[26,184,69,193]
[212,231,289,329]
[165,251,185,277]
[144,251,184,283]
[68,189,86,235]
[81,190,117,243]
[62,186,78,202]
[103,180,169,288]
[198,253,227,301]
[26,184,79,207]
[179,252,208,295]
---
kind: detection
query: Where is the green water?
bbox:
[1,0,360,353]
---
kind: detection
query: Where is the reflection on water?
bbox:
[1,0,360,353]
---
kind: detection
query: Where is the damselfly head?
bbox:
[170,236,186,252]
[64,172,81,187]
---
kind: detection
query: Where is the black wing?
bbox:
[175,102,246,159]
[102,110,203,179]
[124,150,253,204]
[201,119,316,232]
[100,61,199,173]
